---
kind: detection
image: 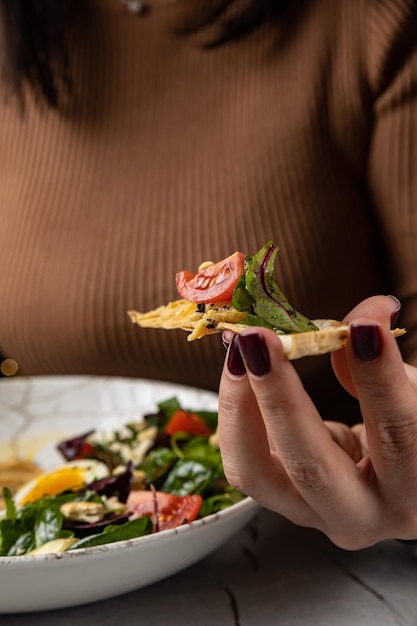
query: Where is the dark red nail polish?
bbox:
[227,334,246,376]
[351,324,382,361]
[238,333,271,376]
[387,295,401,329]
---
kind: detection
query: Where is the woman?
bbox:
[1,0,417,546]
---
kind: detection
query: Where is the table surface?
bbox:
[3,507,417,626]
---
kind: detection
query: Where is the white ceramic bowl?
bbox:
[0,376,258,613]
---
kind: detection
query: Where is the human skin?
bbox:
[218,295,417,549]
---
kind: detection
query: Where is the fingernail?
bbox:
[222,331,234,350]
[387,295,401,329]
[350,324,383,361]
[238,333,271,376]
[227,334,246,376]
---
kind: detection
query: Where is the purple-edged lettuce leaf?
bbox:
[86,463,133,503]
[232,241,318,334]
[57,431,94,461]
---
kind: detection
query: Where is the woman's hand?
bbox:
[218,295,417,549]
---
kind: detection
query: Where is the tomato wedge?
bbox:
[176,251,246,303]
[126,491,203,531]
[165,409,213,436]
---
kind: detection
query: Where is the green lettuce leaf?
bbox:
[233,241,318,334]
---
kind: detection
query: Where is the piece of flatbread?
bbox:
[128,301,406,360]
[0,459,42,510]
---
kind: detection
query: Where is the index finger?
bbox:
[230,329,375,524]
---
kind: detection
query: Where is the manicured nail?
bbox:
[222,331,234,350]
[350,324,383,361]
[227,334,246,376]
[238,333,271,376]
[387,295,401,329]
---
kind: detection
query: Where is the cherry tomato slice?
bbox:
[165,409,213,436]
[176,251,246,303]
[126,491,203,530]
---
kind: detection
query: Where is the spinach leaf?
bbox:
[181,437,223,473]
[199,491,245,517]
[0,504,65,556]
[158,397,181,420]
[192,410,218,432]
[3,487,16,519]
[34,505,65,549]
[1,518,36,556]
[139,447,178,487]
[161,460,215,496]
[0,491,99,556]
[142,397,182,429]
[69,516,152,550]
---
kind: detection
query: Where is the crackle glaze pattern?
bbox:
[0,376,219,467]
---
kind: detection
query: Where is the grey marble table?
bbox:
[2,507,417,626]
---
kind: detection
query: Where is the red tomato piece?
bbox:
[126,491,203,531]
[78,442,94,458]
[165,409,213,436]
[175,251,246,303]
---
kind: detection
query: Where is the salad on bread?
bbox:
[129,240,406,358]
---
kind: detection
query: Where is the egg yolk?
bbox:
[20,467,86,505]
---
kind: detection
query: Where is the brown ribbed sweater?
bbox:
[1,0,416,422]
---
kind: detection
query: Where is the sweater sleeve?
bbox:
[366,0,417,362]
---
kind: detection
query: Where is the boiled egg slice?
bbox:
[14,459,110,507]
